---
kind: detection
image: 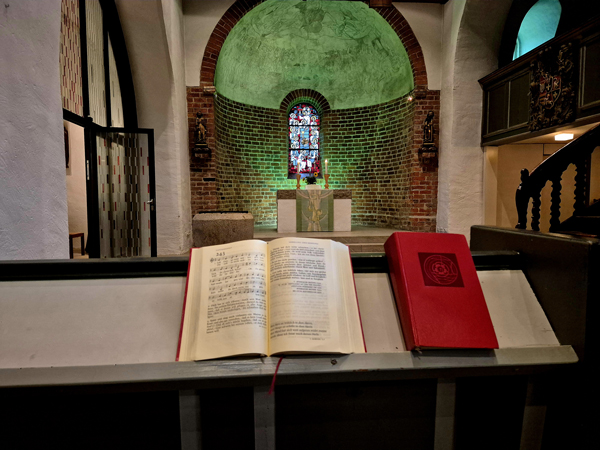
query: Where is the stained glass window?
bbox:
[288,104,320,178]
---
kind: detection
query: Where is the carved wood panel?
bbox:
[529,43,576,131]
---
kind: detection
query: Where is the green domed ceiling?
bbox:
[214,0,414,110]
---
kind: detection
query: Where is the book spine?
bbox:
[176,248,195,361]
[384,234,417,351]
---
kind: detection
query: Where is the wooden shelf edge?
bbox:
[0,346,577,390]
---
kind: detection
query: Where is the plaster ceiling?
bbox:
[214,0,414,110]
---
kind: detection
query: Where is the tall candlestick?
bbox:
[325,159,328,174]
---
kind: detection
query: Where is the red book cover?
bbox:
[384,232,498,350]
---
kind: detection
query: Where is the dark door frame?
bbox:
[82,122,157,258]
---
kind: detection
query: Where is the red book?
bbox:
[384,232,498,350]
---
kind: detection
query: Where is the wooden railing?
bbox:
[479,15,600,146]
[515,125,599,231]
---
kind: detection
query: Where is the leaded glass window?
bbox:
[288,104,320,178]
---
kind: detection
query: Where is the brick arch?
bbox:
[280,89,331,116]
[370,6,428,89]
[281,89,330,180]
[199,0,264,90]
[199,1,428,90]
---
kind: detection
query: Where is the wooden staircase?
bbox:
[516,124,600,237]
[555,200,600,237]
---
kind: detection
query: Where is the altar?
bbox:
[277,189,352,232]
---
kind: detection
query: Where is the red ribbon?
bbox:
[268,357,284,395]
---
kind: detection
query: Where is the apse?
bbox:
[212,1,414,227]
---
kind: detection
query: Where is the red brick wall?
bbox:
[409,90,439,232]
[188,1,265,214]
[188,86,218,213]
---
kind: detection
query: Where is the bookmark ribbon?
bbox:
[268,357,284,395]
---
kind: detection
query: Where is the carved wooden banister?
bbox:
[549,174,562,231]
[573,156,590,214]
[515,124,600,231]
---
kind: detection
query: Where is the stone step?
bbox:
[254,225,400,243]
[257,237,386,253]
[253,225,403,253]
[558,216,600,237]
[347,243,385,253]
[258,238,385,253]
[258,234,390,245]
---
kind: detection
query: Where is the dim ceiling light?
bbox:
[555,133,574,141]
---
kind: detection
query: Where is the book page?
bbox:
[268,238,342,355]
[180,240,269,361]
[331,241,366,354]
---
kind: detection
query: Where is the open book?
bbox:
[177,238,366,361]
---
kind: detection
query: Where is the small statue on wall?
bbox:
[195,112,208,147]
[419,111,438,168]
[423,110,434,144]
[194,112,210,159]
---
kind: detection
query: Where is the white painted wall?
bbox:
[183,0,236,86]
[438,0,512,238]
[393,2,443,91]
[0,0,69,260]
[65,122,88,251]
[437,0,466,234]
[116,0,192,255]
[163,0,193,253]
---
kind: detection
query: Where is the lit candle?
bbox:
[325,159,328,174]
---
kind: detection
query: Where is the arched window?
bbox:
[288,104,320,178]
[513,0,562,60]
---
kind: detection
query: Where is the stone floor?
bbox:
[254,225,404,253]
